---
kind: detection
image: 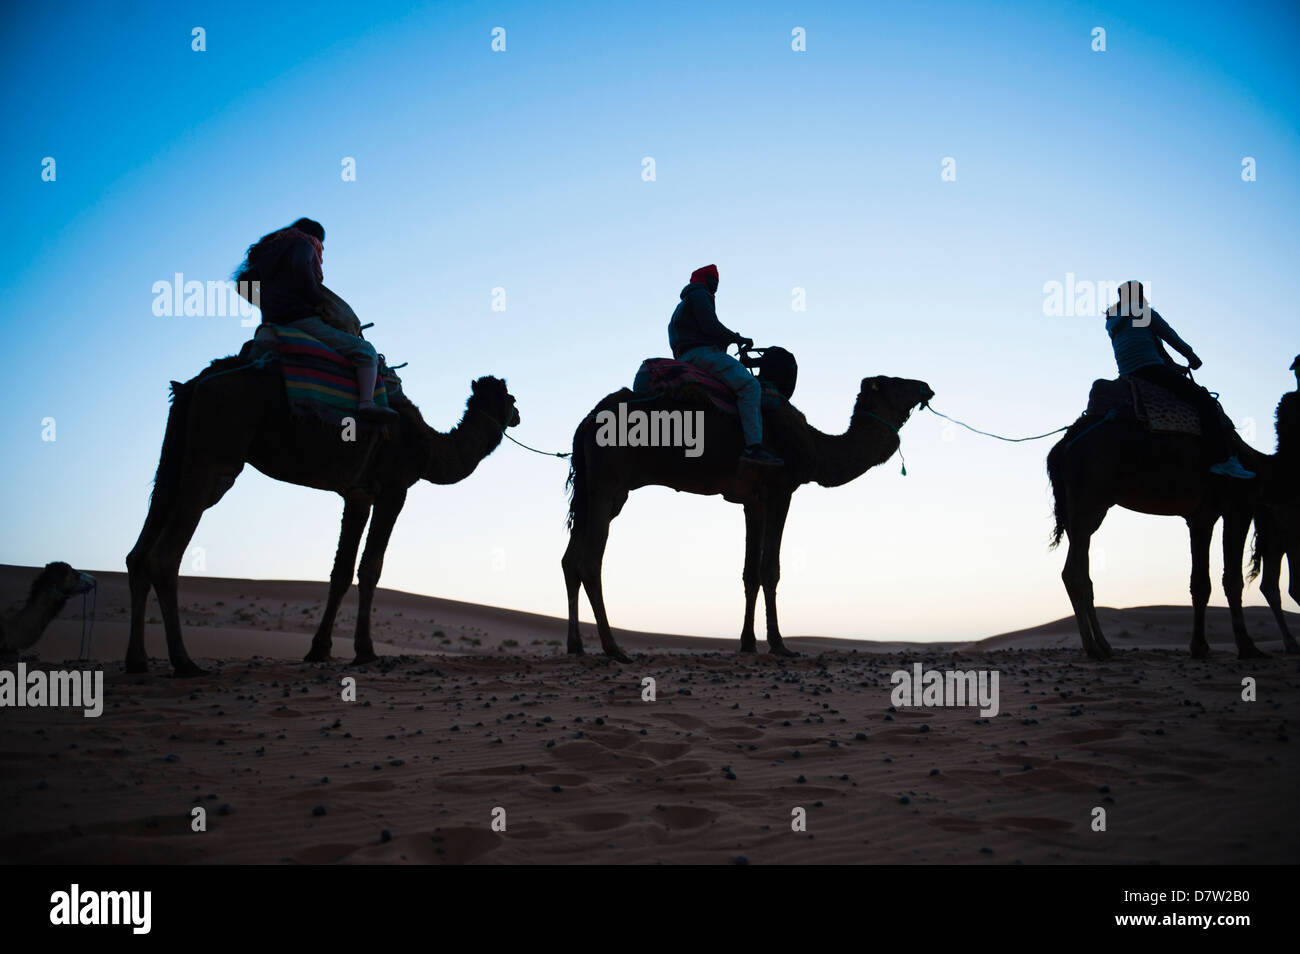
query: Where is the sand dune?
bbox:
[1,564,1296,864]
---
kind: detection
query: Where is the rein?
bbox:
[473,407,572,459]
[78,581,97,661]
[924,405,1070,443]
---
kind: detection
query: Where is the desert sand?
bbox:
[1,564,1296,864]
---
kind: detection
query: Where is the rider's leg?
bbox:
[680,346,781,465]
[286,316,393,415]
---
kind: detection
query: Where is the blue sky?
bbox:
[1,0,1297,642]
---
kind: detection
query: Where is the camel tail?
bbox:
[150,379,194,513]
[1247,522,1264,583]
[1046,434,1069,550]
[565,421,587,534]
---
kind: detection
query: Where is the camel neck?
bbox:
[812,399,902,488]
[420,404,505,485]
[9,587,67,646]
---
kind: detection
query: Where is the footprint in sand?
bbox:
[654,805,716,829]
[567,812,632,832]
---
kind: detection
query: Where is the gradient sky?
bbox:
[1,0,1297,643]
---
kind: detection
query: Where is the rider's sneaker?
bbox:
[357,400,398,419]
[742,444,784,467]
[1209,455,1255,479]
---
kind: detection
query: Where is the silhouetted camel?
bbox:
[1248,357,1299,653]
[1048,389,1265,660]
[563,375,934,660]
[127,355,519,676]
[0,562,95,655]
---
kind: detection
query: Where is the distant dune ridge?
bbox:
[2,564,1293,661]
[1,564,1296,865]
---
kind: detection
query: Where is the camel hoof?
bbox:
[125,657,149,674]
[738,644,758,655]
[1189,642,1211,659]
[566,643,585,656]
[351,652,379,666]
[303,648,331,663]
[171,661,206,678]
[1237,646,1268,660]
[768,644,800,658]
[604,648,632,664]
[1285,642,1300,656]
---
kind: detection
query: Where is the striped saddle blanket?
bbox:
[268,325,390,414]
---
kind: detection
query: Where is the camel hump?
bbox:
[632,357,738,413]
[1086,377,1130,415]
[1086,375,1219,437]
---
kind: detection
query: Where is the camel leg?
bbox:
[1287,550,1300,654]
[144,470,235,677]
[126,506,169,673]
[760,494,798,658]
[562,533,585,655]
[1222,508,1266,659]
[738,502,764,653]
[124,457,241,673]
[305,497,371,662]
[1060,506,1111,659]
[351,488,407,665]
[577,494,631,663]
[1259,547,1297,654]
[1187,517,1214,658]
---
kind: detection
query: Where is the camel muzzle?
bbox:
[70,573,96,596]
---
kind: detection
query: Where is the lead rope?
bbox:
[503,431,571,459]
[79,581,97,661]
[924,405,1070,443]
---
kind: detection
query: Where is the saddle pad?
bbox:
[1084,376,1202,436]
[633,358,738,413]
[271,325,389,413]
[631,358,785,416]
[1130,377,1203,435]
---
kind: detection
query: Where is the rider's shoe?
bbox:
[742,445,784,467]
[1209,455,1255,479]
[357,400,398,419]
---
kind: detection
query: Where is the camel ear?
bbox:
[871,380,879,391]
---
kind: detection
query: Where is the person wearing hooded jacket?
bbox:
[236,217,395,419]
[669,264,782,466]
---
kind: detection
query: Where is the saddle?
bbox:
[631,347,797,416]
[249,325,401,419]
[244,326,406,491]
[1084,375,1229,437]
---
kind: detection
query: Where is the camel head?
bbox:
[857,376,934,429]
[1291,354,1298,390]
[25,564,94,616]
[468,376,521,429]
[32,562,96,602]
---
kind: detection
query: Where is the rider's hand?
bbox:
[1188,354,1203,371]
[737,337,754,351]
